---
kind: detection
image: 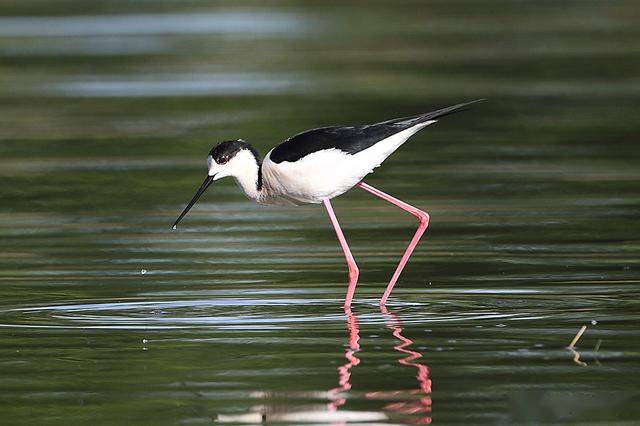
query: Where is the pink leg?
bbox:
[357,182,430,305]
[323,199,359,308]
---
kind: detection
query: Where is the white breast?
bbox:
[259,121,435,205]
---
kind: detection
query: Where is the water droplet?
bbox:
[141,269,147,275]
[142,338,148,344]
[591,320,598,325]
[172,225,177,230]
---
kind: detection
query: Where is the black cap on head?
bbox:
[210,139,259,165]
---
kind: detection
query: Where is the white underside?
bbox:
[257,121,435,205]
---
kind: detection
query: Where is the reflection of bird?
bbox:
[216,308,431,424]
[173,100,482,307]
[329,307,432,425]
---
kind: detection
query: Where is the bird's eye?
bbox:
[219,155,229,164]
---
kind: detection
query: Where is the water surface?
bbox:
[1,0,639,424]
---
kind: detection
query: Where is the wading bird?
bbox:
[173,100,482,307]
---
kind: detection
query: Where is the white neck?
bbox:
[231,151,262,201]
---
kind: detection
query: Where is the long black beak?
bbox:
[172,175,215,229]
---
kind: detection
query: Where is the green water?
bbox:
[1,1,639,424]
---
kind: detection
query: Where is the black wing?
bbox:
[269,99,483,164]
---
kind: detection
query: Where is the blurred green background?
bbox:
[1,1,639,424]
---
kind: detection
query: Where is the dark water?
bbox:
[1,1,639,424]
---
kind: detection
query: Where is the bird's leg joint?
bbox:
[413,209,430,227]
[348,263,359,281]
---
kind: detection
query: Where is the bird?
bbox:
[172,99,483,308]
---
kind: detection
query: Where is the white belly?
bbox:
[259,121,434,205]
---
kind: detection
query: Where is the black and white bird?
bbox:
[173,100,482,308]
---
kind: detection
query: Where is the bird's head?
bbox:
[207,139,260,180]
[172,139,259,229]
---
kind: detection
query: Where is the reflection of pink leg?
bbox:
[357,182,429,305]
[380,306,432,423]
[327,308,361,411]
[381,306,432,396]
[323,199,359,308]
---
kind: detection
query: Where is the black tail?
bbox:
[382,99,485,127]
